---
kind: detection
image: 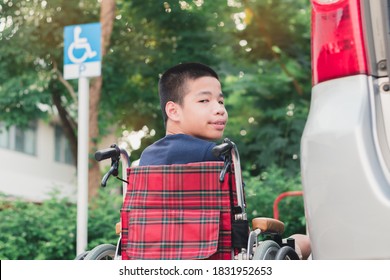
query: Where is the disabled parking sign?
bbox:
[63,22,102,253]
[64,23,101,80]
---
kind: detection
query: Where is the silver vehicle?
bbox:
[301,0,390,259]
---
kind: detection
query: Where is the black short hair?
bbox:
[158,62,219,124]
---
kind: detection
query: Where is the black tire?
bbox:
[84,244,116,260]
[275,246,300,260]
[74,251,90,260]
[252,240,280,260]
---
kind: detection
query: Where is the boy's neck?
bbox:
[165,122,182,136]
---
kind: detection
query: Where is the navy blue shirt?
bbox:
[139,134,222,166]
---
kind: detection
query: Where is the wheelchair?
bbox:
[79,138,300,260]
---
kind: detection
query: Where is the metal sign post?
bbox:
[76,76,89,255]
[64,22,101,255]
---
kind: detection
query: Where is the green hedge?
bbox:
[0,184,122,260]
[244,165,306,237]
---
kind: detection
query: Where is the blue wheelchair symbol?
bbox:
[68,26,97,64]
[64,23,101,66]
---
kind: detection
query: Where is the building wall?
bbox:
[0,120,77,202]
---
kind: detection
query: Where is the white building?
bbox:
[0,120,78,202]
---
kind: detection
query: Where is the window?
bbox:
[0,121,37,155]
[14,123,37,155]
[0,123,10,149]
[54,125,74,165]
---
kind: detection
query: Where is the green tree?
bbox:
[221,0,311,176]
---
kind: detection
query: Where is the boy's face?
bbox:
[174,76,228,140]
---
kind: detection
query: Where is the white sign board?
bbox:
[64,23,101,80]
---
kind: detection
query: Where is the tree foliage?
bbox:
[0,0,99,127]
[221,0,311,176]
[0,0,311,172]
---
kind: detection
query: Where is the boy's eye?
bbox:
[199,99,209,103]
[219,100,224,105]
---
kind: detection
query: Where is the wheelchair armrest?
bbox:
[252,217,285,234]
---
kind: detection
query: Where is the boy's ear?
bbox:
[165,101,181,122]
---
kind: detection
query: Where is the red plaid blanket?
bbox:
[121,162,235,260]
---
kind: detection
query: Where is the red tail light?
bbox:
[311,0,368,85]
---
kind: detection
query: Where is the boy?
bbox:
[139,62,227,165]
[139,62,311,259]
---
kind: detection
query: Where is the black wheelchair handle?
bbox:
[212,139,233,157]
[95,146,120,161]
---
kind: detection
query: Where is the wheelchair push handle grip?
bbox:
[95,146,120,161]
[212,139,233,157]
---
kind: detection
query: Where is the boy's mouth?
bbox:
[210,120,226,130]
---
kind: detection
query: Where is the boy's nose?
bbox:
[215,104,226,115]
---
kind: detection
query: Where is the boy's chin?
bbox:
[199,133,224,141]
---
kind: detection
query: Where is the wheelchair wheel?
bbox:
[275,246,300,260]
[252,240,280,260]
[84,244,116,260]
[74,251,90,260]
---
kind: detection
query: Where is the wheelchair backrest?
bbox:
[120,161,237,260]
